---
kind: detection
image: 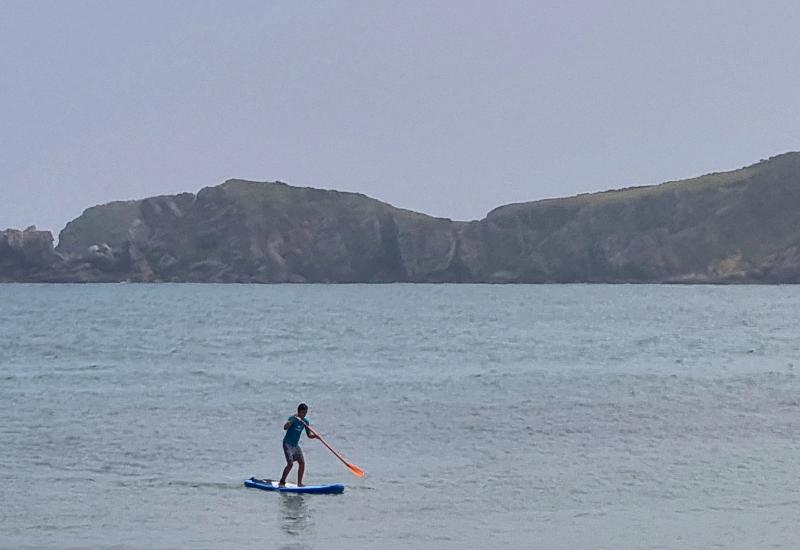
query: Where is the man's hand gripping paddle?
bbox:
[298,418,365,478]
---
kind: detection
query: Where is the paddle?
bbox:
[297,418,365,478]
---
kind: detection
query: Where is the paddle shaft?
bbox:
[297,418,364,477]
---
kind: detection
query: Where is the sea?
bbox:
[1,283,799,549]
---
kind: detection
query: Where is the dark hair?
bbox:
[298,403,308,411]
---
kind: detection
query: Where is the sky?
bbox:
[2,1,800,235]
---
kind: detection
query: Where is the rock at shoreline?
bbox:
[0,227,60,281]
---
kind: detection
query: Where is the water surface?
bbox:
[1,284,799,549]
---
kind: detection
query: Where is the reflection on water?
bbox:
[279,493,313,541]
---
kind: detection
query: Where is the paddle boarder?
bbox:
[279,403,316,487]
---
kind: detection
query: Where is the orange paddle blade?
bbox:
[347,463,365,478]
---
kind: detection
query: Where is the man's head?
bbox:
[297,403,308,418]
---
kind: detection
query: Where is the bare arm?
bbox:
[297,418,316,439]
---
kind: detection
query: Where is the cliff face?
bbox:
[474,152,800,283]
[53,181,470,282]
[5,152,800,283]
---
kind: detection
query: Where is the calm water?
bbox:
[1,284,799,549]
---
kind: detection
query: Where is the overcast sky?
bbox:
[3,1,800,234]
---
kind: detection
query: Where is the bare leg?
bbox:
[297,459,305,486]
[279,462,293,486]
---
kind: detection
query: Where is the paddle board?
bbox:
[244,477,345,495]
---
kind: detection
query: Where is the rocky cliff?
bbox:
[475,152,800,283]
[4,152,800,283]
[52,181,472,283]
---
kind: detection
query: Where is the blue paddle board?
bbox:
[244,477,345,495]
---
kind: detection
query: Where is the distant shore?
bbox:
[4,152,800,284]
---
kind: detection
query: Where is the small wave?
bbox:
[52,364,115,373]
[169,479,242,490]
[755,499,800,509]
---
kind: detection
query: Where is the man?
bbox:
[279,402,316,487]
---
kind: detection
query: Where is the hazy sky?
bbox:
[3,1,800,234]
